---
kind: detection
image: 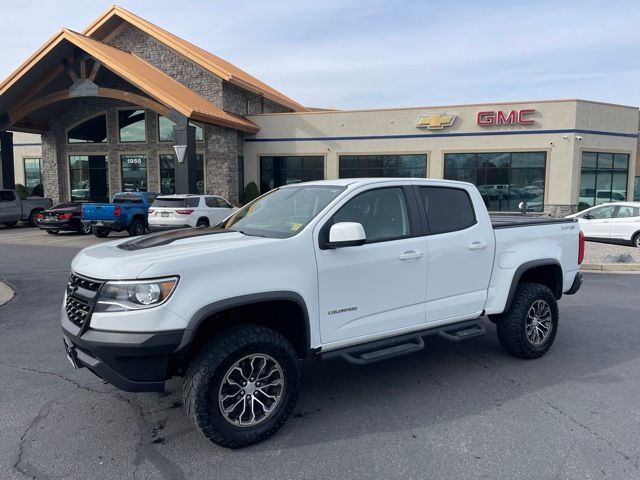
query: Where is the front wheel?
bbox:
[79,224,92,235]
[495,282,559,359]
[183,325,301,448]
[633,232,640,248]
[93,227,110,238]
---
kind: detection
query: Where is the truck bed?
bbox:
[490,214,576,229]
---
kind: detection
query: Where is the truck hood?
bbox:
[71,228,270,280]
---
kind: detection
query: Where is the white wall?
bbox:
[245,100,638,207]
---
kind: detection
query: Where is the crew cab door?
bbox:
[0,190,21,221]
[578,205,615,239]
[415,185,494,323]
[314,186,427,345]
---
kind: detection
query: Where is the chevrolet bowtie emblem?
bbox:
[417,113,456,129]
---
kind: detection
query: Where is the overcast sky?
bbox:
[1,0,639,109]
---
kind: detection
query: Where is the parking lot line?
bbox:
[45,236,94,244]
[0,232,46,241]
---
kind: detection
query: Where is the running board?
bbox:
[321,318,485,365]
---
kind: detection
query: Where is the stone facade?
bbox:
[38,23,294,204]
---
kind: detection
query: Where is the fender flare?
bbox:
[504,259,563,312]
[177,291,311,354]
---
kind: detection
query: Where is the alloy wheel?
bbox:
[218,354,285,427]
[525,299,552,346]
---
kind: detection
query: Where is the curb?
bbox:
[581,263,640,272]
[0,281,15,306]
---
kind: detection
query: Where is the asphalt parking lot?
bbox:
[1,225,640,479]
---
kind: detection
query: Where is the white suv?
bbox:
[148,194,237,230]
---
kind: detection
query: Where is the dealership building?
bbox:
[0,6,638,215]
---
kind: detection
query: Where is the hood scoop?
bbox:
[118,227,230,251]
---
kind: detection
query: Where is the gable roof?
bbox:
[0,29,259,133]
[84,5,308,112]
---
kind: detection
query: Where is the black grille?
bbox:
[65,273,104,328]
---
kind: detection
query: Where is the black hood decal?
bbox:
[117,227,231,251]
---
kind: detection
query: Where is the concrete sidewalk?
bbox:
[0,281,14,306]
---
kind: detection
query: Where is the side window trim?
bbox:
[318,185,417,249]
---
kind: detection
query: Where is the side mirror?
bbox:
[325,222,366,248]
[583,214,594,220]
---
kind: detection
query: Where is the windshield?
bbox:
[221,185,346,238]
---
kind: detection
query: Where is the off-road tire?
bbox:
[128,219,145,236]
[3,221,18,228]
[183,325,301,449]
[196,218,209,228]
[93,227,110,238]
[495,282,559,359]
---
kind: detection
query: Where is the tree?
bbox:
[241,181,259,205]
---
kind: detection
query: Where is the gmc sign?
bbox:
[477,109,535,126]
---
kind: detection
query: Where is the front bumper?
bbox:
[82,220,122,230]
[565,271,583,295]
[61,311,184,392]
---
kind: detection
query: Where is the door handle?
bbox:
[399,250,423,260]
[468,241,488,250]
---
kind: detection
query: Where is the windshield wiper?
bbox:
[234,229,268,238]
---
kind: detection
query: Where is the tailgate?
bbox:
[81,204,117,221]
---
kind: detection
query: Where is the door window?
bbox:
[331,188,410,243]
[588,206,615,219]
[615,206,640,218]
[205,197,221,208]
[418,187,476,234]
[0,191,16,201]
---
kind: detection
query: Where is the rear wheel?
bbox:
[184,325,300,448]
[28,209,42,227]
[128,219,145,236]
[79,224,92,235]
[495,282,558,359]
[3,221,17,228]
[196,218,209,228]
[633,232,640,248]
[93,227,110,238]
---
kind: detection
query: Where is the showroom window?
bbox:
[260,156,324,194]
[444,152,546,212]
[121,155,147,192]
[67,114,107,143]
[159,153,204,194]
[157,116,204,142]
[634,177,640,202]
[579,152,629,209]
[23,158,43,196]
[69,155,109,202]
[118,109,146,142]
[339,154,427,179]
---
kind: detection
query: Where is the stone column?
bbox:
[0,131,15,189]
[173,120,197,194]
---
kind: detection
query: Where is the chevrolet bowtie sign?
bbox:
[416,113,456,129]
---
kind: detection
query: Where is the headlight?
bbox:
[94,277,178,312]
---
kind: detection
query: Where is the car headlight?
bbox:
[94,277,178,312]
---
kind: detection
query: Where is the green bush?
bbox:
[31,183,44,197]
[14,184,29,199]
[241,181,260,205]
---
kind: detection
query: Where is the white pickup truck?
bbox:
[61,179,583,448]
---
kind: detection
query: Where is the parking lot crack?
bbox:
[0,361,111,394]
[116,393,186,480]
[458,352,640,471]
[12,399,58,480]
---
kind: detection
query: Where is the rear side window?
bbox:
[0,191,16,201]
[615,206,640,218]
[419,187,476,234]
[205,197,222,208]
